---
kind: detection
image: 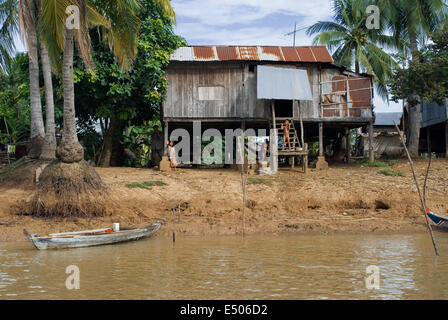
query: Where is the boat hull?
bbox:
[427,211,448,229]
[27,223,162,250]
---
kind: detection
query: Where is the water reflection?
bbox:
[0,233,447,299]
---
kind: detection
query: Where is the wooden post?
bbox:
[299,101,304,149]
[164,121,169,154]
[319,122,324,157]
[240,171,248,237]
[445,121,448,159]
[393,121,439,256]
[345,127,351,163]
[423,129,432,204]
[171,200,176,246]
[303,143,308,174]
[269,127,278,174]
[369,121,374,164]
[291,156,295,169]
[271,100,276,130]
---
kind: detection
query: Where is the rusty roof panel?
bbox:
[171,46,334,63]
[280,47,301,61]
[216,46,239,60]
[260,46,284,61]
[238,46,259,60]
[193,46,216,60]
[311,46,334,63]
[296,47,316,62]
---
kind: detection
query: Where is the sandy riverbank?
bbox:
[1,159,447,242]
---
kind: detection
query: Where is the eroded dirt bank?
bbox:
[1,159,448,242]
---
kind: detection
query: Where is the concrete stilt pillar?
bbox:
[345,127,351,163]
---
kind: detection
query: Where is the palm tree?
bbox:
[39,42,56,160]
[375,0,448,156]
[26,0,176,216]
[307,0,398,98]
[1,0,54,159]
[18,0,46,157]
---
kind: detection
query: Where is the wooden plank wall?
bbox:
[165,62,270,119]
[163,61,371,122]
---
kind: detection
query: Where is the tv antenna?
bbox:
[285,22,309,47]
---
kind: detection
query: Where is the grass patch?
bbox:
[387,160,398,166]
[0,157,26,184]
[247,177,272,185]
[377,168,405,177]
[362,160,389,167]
[125,180,167,190]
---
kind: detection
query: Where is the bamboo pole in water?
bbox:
[240,170,248,237]
[423,129,432,204]
[393,121,439,256]
[171,200,176,246]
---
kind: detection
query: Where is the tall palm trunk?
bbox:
[407,32,422,157]
[57,27,84,163]
[39,42,56,160]
[27,23,45,158]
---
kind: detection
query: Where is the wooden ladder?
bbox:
[274,119,302,152]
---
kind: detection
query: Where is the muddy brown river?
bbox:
[1,233,447,299]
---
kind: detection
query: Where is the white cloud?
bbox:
[172,0,333,45]
[172,0,332,26]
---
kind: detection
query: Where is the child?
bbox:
[281,120,291,151]
[167,140,178,170]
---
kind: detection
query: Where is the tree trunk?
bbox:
[39,42,57,161]
[407,32,421,157]
[27,21,45,158]
[98,116,117,167]
[57,28,84,163]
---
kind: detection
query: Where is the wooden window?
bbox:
[198,86,225,101]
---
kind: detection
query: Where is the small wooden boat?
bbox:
[24,222,163,250]
[426,209,448,229]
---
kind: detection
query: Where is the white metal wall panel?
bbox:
[257,66,313,100]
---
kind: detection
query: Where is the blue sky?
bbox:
[171,0,402,113]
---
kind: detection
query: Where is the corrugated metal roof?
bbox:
[170,46,334,63]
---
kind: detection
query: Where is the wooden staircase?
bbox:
[269,102,308,172]
[272,118,304,153]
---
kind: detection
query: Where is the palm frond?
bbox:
[38,0,71,69]
[0,0,19,68]
[153,0,175,24]
[306,21,348,36]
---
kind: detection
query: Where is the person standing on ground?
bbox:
[167,140,178,170]
[150,125,164,168]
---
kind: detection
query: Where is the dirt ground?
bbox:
[1,159,448,242]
